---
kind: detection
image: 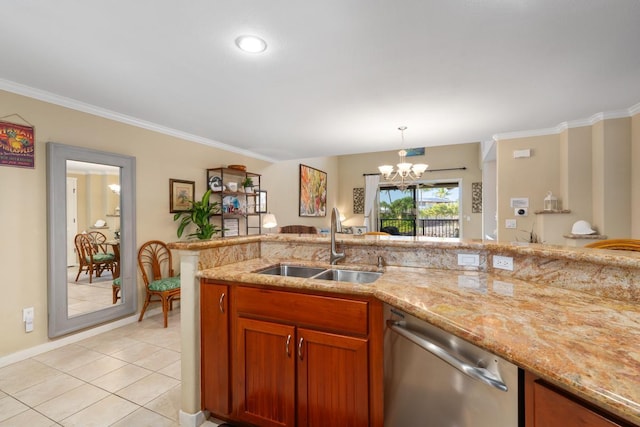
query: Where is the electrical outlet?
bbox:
[23,307,34,333]
[457,253,480,267]
[493,255,514,271]
[505,219,517,229]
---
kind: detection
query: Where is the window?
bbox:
[378,182,460,237]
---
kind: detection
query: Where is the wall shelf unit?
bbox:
[207,168,261,237]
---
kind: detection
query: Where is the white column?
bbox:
[178,250,207,427]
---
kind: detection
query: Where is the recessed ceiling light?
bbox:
[235,35,267,53]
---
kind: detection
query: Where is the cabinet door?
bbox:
[297,328,369,427]
[235,317,296,427]
[526,372,628,427]
[201,282,230,416]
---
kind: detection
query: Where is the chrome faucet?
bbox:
[330,207,345,265]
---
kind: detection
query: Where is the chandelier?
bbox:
[378,126,428,190]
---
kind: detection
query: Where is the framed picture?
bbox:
[0,120,35,169]
[299,164,327,217]
[169,179,195,213]
[257,190,268,213]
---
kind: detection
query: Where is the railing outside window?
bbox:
[380,218,459,237]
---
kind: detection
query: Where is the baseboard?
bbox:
[179,409,209,427]
[0,306,163,368]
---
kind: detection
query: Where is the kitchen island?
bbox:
[169,234,640,426]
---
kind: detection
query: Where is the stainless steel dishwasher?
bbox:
[384,305,521,427]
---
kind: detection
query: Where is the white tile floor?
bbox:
[0,310,185,427]
[67,267,115,317]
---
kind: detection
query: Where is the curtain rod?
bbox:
[363,167,466,176]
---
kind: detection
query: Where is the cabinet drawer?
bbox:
[235,286,369,336]
[532,380,627,427]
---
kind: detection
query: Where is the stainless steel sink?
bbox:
[312,269,382,284]
[255,264,382,284]
[256,264,326,278]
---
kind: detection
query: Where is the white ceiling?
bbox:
[1,1,639,161]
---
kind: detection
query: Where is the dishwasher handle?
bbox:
[387,320,508,392]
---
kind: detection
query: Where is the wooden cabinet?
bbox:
[235,317,296,426]
[201,281,231,416]
[232,286,382,427]
[296,328,369,426]
[525,372,634,427]
[206,167,261,237]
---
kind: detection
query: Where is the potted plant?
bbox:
[241,176,254,193]
[173,189,221,240]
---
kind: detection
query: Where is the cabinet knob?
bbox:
[286,334,292,357]
[218,292,225,314]
[298,337,304,360]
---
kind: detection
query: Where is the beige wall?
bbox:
[496,134,562,242]
[260,158,339,232]
[0,90,278,355]
[336,142,484,239]
[497,115,638,243]
[592,118,632,238]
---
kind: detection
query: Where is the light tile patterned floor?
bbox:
[0,310,184,427]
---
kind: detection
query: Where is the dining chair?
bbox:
[74,232,116,283]
[138,240,180,327]
[584,239,640,252]
[112,278,121,304]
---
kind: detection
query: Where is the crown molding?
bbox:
[493,102,639,141]
[1,78,638,154]
[0,78,277,163]
[628,102,640,116]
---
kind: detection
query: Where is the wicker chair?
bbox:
[584,239,640,252]
[74,232,116,283]
[279,225,318,234]
[138,240,181,327]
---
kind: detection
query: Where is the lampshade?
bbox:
[263,213,278,229]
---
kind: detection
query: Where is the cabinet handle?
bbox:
[218,292,225,314]
[298,337,304,360]
[286,334,292,357]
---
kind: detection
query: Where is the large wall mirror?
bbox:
[47,142,136,337]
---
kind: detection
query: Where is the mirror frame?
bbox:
[47,142,137,337]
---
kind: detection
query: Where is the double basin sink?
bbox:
[256,264,382,284]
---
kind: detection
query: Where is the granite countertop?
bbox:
[199,256,640,425]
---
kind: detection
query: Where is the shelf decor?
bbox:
[257,190,267,213]
[169,179,195,213]
[299,164,327,217]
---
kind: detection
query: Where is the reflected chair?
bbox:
[584,239,640,252]
[138,240,180,327]
[74,232,116,283]
[112,278,121,304]
[279,225,318,234]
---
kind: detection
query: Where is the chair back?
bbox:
[279,225,318,234]
[584,239,640,252]
[138,240,174,286]
[74,233,89,263]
